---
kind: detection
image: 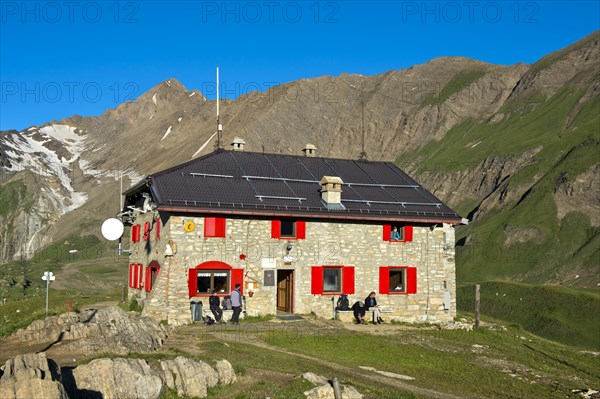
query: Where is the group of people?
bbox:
[207,283,242,324]
[352,291,385,324]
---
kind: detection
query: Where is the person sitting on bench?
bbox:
[365,291,384,324]
[351,301,366,324]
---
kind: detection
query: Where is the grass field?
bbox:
[457,281,600,351]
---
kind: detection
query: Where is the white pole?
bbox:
[216,66,219,117]
[45,275,49,316]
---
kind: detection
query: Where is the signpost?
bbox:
[42,271,55,315]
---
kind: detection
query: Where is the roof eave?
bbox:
[156,205,463,225]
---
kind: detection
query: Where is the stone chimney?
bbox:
[302,143,317,157]
[231,137,245,151]
[320,176,344,208]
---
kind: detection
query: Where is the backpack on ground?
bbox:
[336,294,350,310]
[203,315,215,325]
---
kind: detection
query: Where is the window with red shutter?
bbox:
[272,219,306,240]
[204,217,226,238]
[131,224,141,243]
[384,225,413,242]
[311,266,354,295]
[381,266,417,294]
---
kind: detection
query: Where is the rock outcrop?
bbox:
[69,358,163,399]
[0,352,68,399]
[159,356,222,398]
[11,306,168,356]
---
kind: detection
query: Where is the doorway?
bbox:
[276,270,294,313]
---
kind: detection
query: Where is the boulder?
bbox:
[159,356,220,398]
[215,359,237,385]
[70,357,162,399]
[303,381,363,399]
[300,372,329,386]
[0,352,68,399]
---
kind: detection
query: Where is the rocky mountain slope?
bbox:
[0,31,598,287]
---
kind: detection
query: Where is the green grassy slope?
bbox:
[457,282,600,350]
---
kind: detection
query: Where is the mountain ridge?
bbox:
[1,31,598,289]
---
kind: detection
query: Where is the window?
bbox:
[382,224,413,242]
[204,217,226,238]
[271,220,306,240]
[144,261,160,292]
[323,267,341,292]
[379,266,417,294]
[197,271,230,294]
[311,266,355,295]
[188,261,244,297]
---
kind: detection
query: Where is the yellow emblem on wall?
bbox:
[183,221,195,232]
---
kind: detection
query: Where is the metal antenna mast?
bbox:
[359,84,368,161]
[216,67,223,150]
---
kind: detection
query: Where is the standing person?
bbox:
[230,284,242,324]
[209,290,224,324]
[364,291,383,324]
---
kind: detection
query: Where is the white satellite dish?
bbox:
[101,218,124,241]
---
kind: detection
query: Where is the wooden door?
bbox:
[277,270,293,313]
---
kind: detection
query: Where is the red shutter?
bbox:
[379,267,390,294]
[231,268,244,295]
[137,264,144,289]
[296,221,306,239]
[383,224,391,241]
[145,266,152,292]
[271,220,281,239]
[215,218,226,237]
[311,266,323,295]
[204,217,225,237]
[407,267,417,294]
[131,224,141,242]
[342,266,355,295]
[143,222,150,241]
[155,220,161,240]
[403,226,413,242]
[188,268,197,297]
[128,264,134,288]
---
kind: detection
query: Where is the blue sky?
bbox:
[1,1,598,131]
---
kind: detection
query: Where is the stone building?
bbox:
[122,141,462,326]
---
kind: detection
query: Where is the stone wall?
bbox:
[128,212,456,326]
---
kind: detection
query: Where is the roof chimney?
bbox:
[302,143,317,157]
[320,176,345,210]
[231,137,245,151]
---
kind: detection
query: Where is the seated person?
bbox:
[390,226,402,241]
[365,291,384,324]
[351,301,366,324]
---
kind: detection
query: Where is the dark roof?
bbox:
[126,150,461,224]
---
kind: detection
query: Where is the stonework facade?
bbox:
[127,211,456,326]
